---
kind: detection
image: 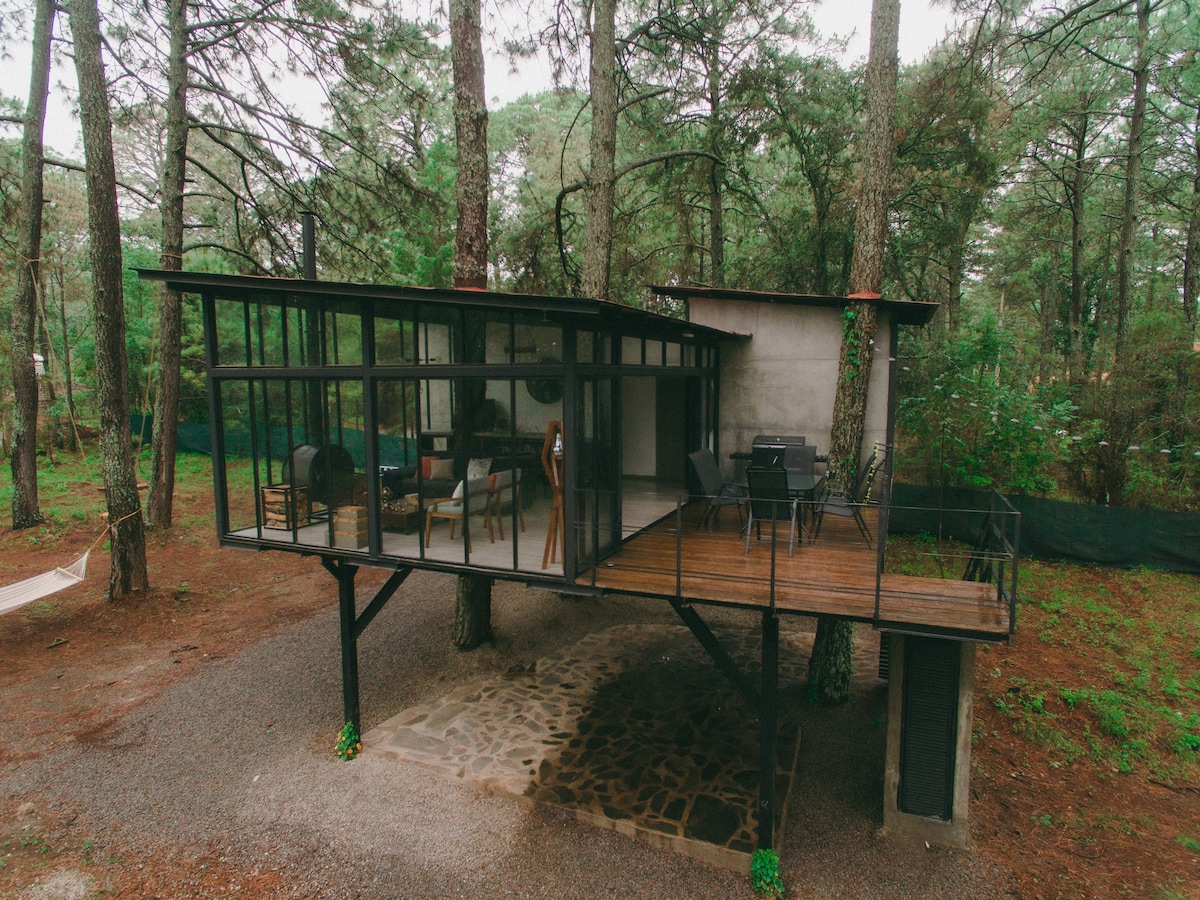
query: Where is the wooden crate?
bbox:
[332,505,368,549]
[262,484,308,530]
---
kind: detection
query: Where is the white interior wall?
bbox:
[621,376,657,477]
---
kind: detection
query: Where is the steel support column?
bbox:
[322,560,412,731]
[330,560,360,728]
[758,608,779,850]
[668,597,761,713]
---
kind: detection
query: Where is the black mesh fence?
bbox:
[890,484,1200,575]
[131,416,416,468]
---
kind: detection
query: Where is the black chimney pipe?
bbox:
[301,211,316,279]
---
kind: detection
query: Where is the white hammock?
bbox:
[0,552,89,616]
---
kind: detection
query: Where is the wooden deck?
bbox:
[578,504,1012,642]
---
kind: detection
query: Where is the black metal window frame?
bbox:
[194,281,726,583]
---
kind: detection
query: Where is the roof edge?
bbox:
[651,284,940,326]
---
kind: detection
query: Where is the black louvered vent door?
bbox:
[897,636,961,820]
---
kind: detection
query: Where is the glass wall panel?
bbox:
[622,336,642,365]
[472,378,523,569]
[418,306,461,364]
[375,379,418,464]
[683,344,695,367]
[324,302,363,365]
[512,314,563,363]
[577,331,594,364]
[375,378,421,560]
[465,310,512,364]
[215,299,248,366]
[283,297,323,366]
[245,301,286,367]
[215,375,371,551]
[575,377,619,569]
[665,342,681,366]
[418,377,454,439]
[219,379,255,532]
[377,377,527,570]
[373,307,417,365]
[645,339,663,366]
[514,375,564,574]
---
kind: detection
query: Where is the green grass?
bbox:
[994,563,1200,781]
[0,446,217,546]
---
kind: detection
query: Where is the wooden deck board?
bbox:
[579,504,1012,640]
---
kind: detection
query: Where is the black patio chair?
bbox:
[811,447,879,547]
[744,466,798,556]
[687,448,746,529]
[783,443,817,479]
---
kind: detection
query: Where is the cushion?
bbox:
[467,458,492,481]
[428,457,454,480]
[451,476,490,501]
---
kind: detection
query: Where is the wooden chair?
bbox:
[487,469,525,540]
[424,476,493,550]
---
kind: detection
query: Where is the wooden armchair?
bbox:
[486,469,525,540]
[424,476,493,550]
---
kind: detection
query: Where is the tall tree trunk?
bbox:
[450,0,493,650]
[829,0,899,490]
[1182,104,1199,336]
[147,0,189,529]
[1113,0,1149,363]
[1067,108,1088,383]
[69,0,149,599]
[451,0,488,291]
[1038,288,1056,385]
[945,245,963,333]
[707,41,725,289]
[8,0,54,530]
[452,573,493,649]
[581,0,617,300]
[57,268,79,450]
[806,171,832,295]
[813,0,900,708]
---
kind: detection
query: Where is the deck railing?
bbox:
[573,484,1020,639]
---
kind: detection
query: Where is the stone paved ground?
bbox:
[365,616,885,870]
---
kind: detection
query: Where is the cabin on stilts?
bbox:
[139,266,1018,857]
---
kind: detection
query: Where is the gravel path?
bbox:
[2,571,1015,898]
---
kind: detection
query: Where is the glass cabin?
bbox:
[149,272,732,584]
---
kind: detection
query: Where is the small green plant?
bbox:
[841,306,862,380]
[1059,687,1088,708]
[20,834,50,854]
[750,848,785,898]
[335,722,361,760]
[1172,733,1200,755]
[1176,834,1200,853]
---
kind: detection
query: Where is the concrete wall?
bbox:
[882,635,976,849]
[687,297,892,482]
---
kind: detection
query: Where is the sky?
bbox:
[0,0,961,158]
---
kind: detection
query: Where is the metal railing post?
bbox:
[676,495,683,598]
[768,507,777,613]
